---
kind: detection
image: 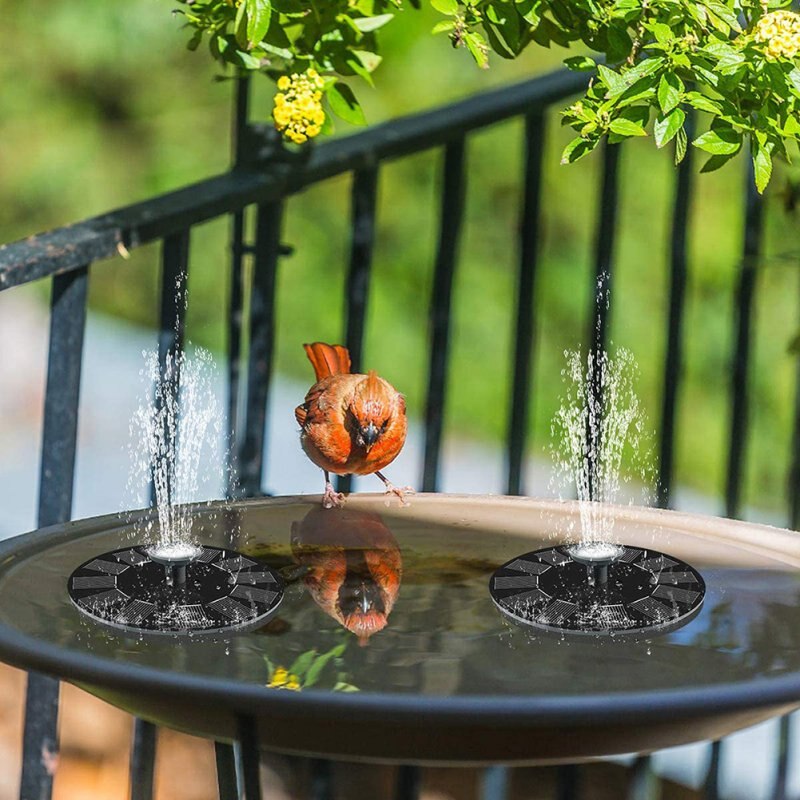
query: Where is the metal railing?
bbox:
[0,65,794,800]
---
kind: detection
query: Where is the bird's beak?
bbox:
[360,422,379,451]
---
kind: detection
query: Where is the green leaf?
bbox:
[288,650,317,677]
[788,68,800,95]
[658,73,683,114]
[246,0,272,47]
[693,127,741,155]
[352,49,382,72]
[675,125,688,164]
[655,107,686,148]
[561,136,599,164]
[702,0,741,32]
[431,0,459,13]
[515,0,541,26]
[333,682,360,692]
[464,31,490,68]
[564,55,595,71]
[609,117,647,137]
[305,645,346,688]
[686,92,723,114]
[649,22,674,44]
[597,64,626,98]
[352,13,394,32]
[328,81,367,125]
[432,20,455,33]
[700,152,736,173]
[753,140,773,193]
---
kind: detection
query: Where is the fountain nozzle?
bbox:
[567,542,623,587]
[146,545,202,588]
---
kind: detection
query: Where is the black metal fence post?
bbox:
[20,267,89,800]
[422,138,467,492]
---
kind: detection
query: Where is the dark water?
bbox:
[1,498,799,698]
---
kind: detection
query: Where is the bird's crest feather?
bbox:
[304,342,351,381]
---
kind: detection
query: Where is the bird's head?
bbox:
[349,371,395,453]
[338,575,388,644]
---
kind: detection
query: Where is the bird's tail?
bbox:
[303,342,352,381]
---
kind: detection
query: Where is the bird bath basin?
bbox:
[0,494,799,765]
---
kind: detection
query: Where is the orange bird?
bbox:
[295,342,410,508]
[291,506,402,644]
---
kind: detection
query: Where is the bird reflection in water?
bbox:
[291,507,402,645]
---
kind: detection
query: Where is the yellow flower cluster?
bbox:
[268,667,301,691]
[272,69,326,145]
[754,10,800,60]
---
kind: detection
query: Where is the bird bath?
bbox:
[0,494,798,764]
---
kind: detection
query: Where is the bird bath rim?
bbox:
[0,494,799,761]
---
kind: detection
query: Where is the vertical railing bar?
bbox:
[129,720,158,800]
[310,758,334,800]
[148,230,190,507]
[555,764,581,800]
[626,755,657,800]
[772,715,791,800]
[236,717,262,800]
[20,265,89,800]
[394,765,422,800]
[215,742,240,800]
[239,201,284,498]
[775,271,800,800]
[704,739,722,800]
[481,765,510,800]
[227,76,251,497]
[422,137,467,492]
[657,111,696,509]
[725,159,763,519]
[585,143,621,504]
[134,231,189,800]
[506,109,546,496]
[337,165,380,496]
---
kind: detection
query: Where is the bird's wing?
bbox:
[294,404,308,427]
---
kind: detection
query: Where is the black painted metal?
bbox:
[394,765,421,800]
[772,715,791,800]
[338,166,380,496]
[657,112,695,510]
[725,162,763,518]
[556,764,581,800]
[130,719,157,800]
[239,202,284,497]
[215,742,239,800]
[149,230,190,507]
[585,143,621,502]
[237,717,263,800]
[310,758,333,800]
[20,266,88,800]
[626,755,656,800]
[481,765,510,800]
[506,111,546,496]
[422,138,467,492]
[0,71,587,291]
[704,740,722,800]
[227,77,251,499]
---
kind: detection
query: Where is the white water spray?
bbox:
[128,346,223,557]
[550,346,651,546]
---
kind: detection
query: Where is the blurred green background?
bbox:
[2,0,799,515]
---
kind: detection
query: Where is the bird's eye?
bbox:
[381,419,390,431]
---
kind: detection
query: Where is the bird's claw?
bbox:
[383,484,415,507]
[322,482,345,509]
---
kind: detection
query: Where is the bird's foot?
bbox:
[382,483,415,507]
[322,482,345,509]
